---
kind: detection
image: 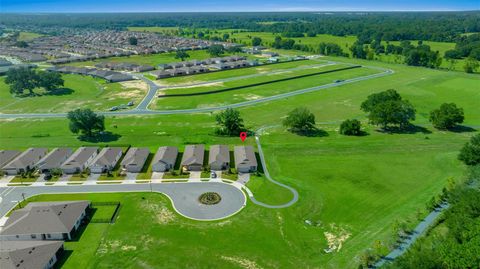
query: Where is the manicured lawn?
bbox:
[151,65,378,110]
[0,74,147,113]
[0,57,478,268]
[10,176,37,183]
[17,31,43,41]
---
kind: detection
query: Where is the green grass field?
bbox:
[0,74,147,113]
[0,55,478,268]
[17,31,43,41]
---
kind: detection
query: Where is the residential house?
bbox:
[0,150,21,169]
[151,70,171,79]
[60,147,99,174]
[0,201,91,241]
[2,148,48,175]
[89,147,123,173]
[35,148,73,173]
[0,240,64,269]
[120,147,149,173]
[234,146,258,173]
[151,146,178,172]
[208,145,230,171]
[181,145,204,171]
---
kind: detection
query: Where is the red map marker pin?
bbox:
[240,132,247,142]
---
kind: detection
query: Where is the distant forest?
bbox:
[1,12,479,43]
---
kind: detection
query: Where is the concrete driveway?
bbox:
[0,182,246,221]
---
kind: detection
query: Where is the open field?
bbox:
[151,65,378,110]
[0,74,147,113]
[17,31,44,41]
[0,56,478,268]
[127,26,179,34]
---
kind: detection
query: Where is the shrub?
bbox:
[339,119,362,136]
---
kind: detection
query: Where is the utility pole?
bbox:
[20,192,26,208]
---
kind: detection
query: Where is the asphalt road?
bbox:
[0,67,393,119]
[0,182,246,221]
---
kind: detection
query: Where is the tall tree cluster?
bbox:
[5,67,64,95]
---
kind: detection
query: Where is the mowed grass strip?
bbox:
[151,66,378,110]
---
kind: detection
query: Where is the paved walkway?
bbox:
[0,182,246,221]
[373,202,450,267]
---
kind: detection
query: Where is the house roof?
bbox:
[3,148,48,170]
[0,240,64,269]
[208,145,230,165]
[152,146,178,166]
[60,147,98,170]
[35,148,72,169]
[0,201,90,236]
[121,147,149,167]
[90,147,123,167]
[0,150,21,169]
[234,146,257,168]
[181,145,205,166]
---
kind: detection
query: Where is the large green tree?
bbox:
[252,37,262,46]
[174,50,190,61]
[429,103,464,130]
[37,71,64,91]
[207,44,225,57]
[361,89,416,130]
[283,107,316,133]
[458,134,480,166]
[67,108,105,137]
[215,108,245,136]
[5,67,38,95]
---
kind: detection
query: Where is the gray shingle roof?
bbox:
[0,150,21,169]
[209,145,230,164]
[60,147,98,170]
[2,148,48,170]
[234,146,257,168]
[0,240,64,269]
[120,147,149,167]
[181,145,205,166]
[152,146,178,166]
[90,147,123,167]
[35,148,72,170]
[0,201,90,236]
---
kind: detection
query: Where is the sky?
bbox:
[0,0,479,13]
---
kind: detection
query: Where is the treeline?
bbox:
[1,12,479,43]
[445,33,480,60]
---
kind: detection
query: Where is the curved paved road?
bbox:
[0,66,393,119]
[244,126,299,208]
[0,182,246,221]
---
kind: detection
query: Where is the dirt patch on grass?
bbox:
[140,202,175,224]
[221,256,263,269]
[120,80,149,91]
[324,224,351,252]
[107,89,144,99]
[233,93,263,100]
[168,81,224,89]
[97,240,137,255]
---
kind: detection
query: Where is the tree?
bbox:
[252,37,262,46]
[15,41,28,48]
[339,119,362,136]
[350,42,367,59]
[463,57,479,73]
[5,67,38,95]
[207,44,224,57]
[67,108,105,137]
[222,33,230,41]
[283,107,316,133]
[37,71,64,91]
[429,103,464,130]
[128,37,138,45]
[361,89,415,130]
[215,108,245,136]
[458,134,480,166]
[174,50,190,61]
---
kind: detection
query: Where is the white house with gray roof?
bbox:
[209,145,230,171]
[60,147,99,174]
[151,146,178,172]
[234,146,258,173]
[181,145,205,171]
[0,150,21,169]
[2,148,48,175]
[35,148,73,173]
[120,147,149,173]
[89,147,123,173]
[0,201,90,241]
[0,240,64,269]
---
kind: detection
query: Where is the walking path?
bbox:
[373,202,450,267]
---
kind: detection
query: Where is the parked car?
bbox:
[127,101,134,106]
[334,79,344,83]
[109,106,118,111]
[210,172,217,178]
